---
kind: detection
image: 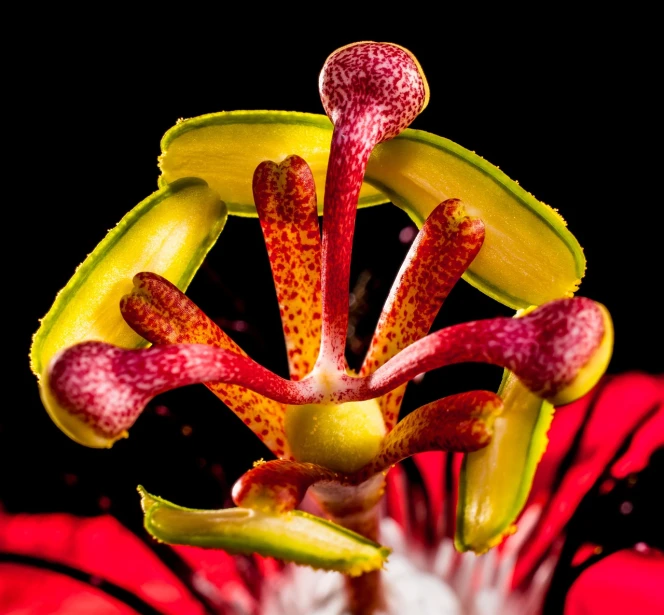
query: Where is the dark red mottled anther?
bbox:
[360,199,485,429]
[317,42,429,372]
[253,156,322,381]
[121,272,290,457]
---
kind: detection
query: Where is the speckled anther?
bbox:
[316,41,429,373]
[253,156,322,381]
[360,199,485,430]
[121,272,290,458]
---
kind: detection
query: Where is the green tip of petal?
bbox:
[138,487,390,576]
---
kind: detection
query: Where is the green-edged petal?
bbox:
[30,178,226,377]
[159,111,584,309]
[455,370,554,553]
[139,487,390,576]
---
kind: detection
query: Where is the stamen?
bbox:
[317,42,429,372]
[121,272,290,457]
[360,199,485,429]
[253,156,322,381]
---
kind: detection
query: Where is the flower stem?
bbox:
[312,475,387,614]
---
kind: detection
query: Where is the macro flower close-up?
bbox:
[5,28,662,615]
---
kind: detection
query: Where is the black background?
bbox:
[5,15,662,611]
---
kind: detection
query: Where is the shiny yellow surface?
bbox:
[285,399,386,473]
[456,371,554,553]
[30,178,226,377]
[159,111,584,309]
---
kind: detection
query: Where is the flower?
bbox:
[27,41,619,613]
[2,373,661,613]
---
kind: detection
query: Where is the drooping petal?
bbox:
[159,111,585,309]
[139,488,390,577]
[360,199,485,428]
[365,392,502,476]
[361,298,612,405]
[514,373,663,586]
[564,548,664,614]
[253,156,322,381]
[121,272,290,457]
[43,341,312,448]
[316,42,429,371]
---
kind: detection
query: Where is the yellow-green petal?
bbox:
[159,111,584,309]
[30,178,226,377]
[139,487,390,576]
[455,370,554,553]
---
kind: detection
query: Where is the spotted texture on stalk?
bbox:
[121,272,290,457]
[364,298,610,404]
[360,199,485,429]
[368,391,502,472]
[253,156,322,381]
[317,42,429,371]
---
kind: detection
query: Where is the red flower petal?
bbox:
[564,548,664,614]
[0,511,207,614]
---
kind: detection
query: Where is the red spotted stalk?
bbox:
[33,41,614,615]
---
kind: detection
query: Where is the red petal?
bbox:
[0,511,207,614]
[515,373,663,586]
[564,548,664,614]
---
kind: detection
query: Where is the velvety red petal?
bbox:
[564,548,664,614]
[515,373,663,586]
[0,511,207,614]
[0,564,136,614]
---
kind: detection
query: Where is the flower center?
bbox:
[285,399,386,473]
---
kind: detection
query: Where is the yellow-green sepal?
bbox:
[159,111,584,309]
[455,370,554,553]
[139,487,390,576]
[30,178,226,378]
